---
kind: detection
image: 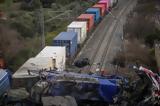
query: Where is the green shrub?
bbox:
[10,21,34,38]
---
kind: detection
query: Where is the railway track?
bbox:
[89,0,135,72]
[101,0,137,73]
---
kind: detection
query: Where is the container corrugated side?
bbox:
[53,34,77,58]
[0,71,10,96]
[93,4,106,17]
[81,21,87,41]
[68,28,81,44]
[77,14,94,32]
[98,1,107,10]
[53,31,77,57]
[86,8,101,23]
[67,21,87,44]
[100,0,111,8]
[87,14,94,31]
[70,33,77,57]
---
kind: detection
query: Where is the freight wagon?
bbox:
[98,0,109,11]
[67,21,87,44]
[36,46,66,71]
[86,8,101,23]
[77,14,94,32]
[98,0,115,9]
[12,0,119,80]
[53,32,78,58]
[13,57,57,78]
[92,4,106,17]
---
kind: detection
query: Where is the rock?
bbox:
[42,96,77,106]
[7,88,29,101]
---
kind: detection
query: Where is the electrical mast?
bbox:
[33,0,45,49]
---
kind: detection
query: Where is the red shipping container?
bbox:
[93,4,106,17]
[98,0,109,11]
[77,14,94,32]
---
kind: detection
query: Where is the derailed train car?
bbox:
[31,71,127,104]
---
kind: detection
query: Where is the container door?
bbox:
[67,28,79,43]
[73,28,81,44]
[87,12,96,22]
[65,41,70,57]
[83,22,87,36]
[82,25,86,42]
[92,12,97,22]
[68,28,81,44]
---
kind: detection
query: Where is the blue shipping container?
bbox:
[0,70,10,96]
[86,8,101,23]
[53,32,77,58]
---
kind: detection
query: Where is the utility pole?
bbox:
[39,6,45,49]
[33,0,45,49]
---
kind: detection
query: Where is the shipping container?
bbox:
[67,21,87,44]
[99,0,113,8]
[0,70,10,96]
[92,4,106,17]
[53,32,77,58]
[36,46,66,71]
[13,57,57,78]
[86,8,101,23]
[98,0,109,11]
[77,14,94,32]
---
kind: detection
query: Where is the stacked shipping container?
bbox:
[86,8,101,23]
[53,32,77,58]
[77,14,94,32]
[98,0,109,11]
[93,4,106,17]
[13,57,56,78]
[67,21,87,44]
[98,0,117,9]
[13,0,118,76]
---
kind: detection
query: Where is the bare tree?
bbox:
[0,24,24,58]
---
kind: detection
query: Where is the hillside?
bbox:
[0,0,95,71]
[113,0,160,74]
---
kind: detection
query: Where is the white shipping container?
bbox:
[67,21,87,44]
[36,46,66,71]
[13,57,55,78]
